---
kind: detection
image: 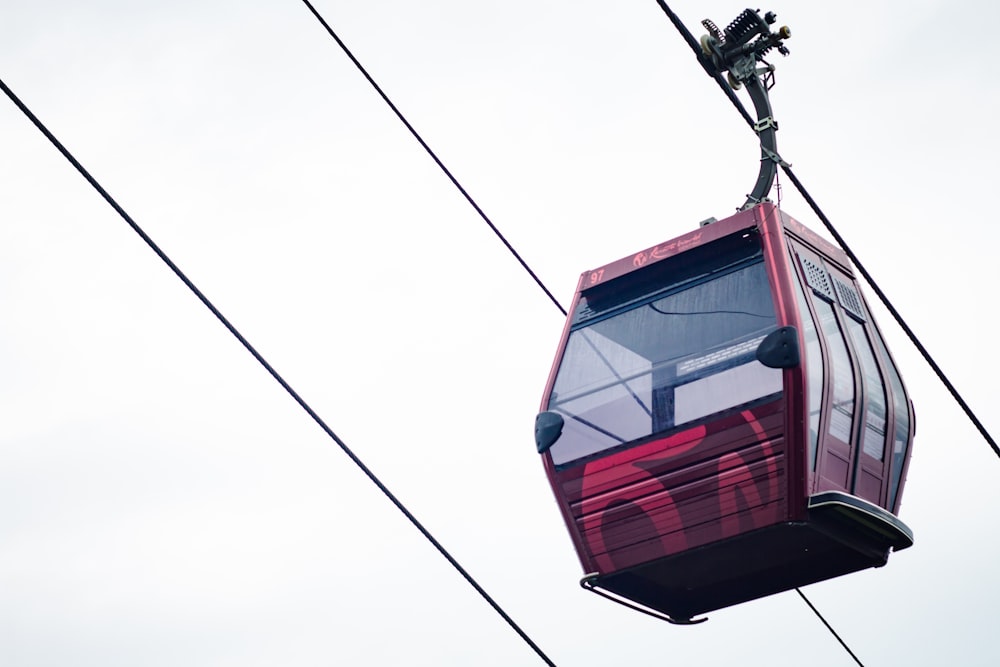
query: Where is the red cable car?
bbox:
[534,10,915,623]
[535,203,915,623]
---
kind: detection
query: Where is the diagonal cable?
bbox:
[0,74,558,667]
[780,167,1000,458]
[651,2,880,663]
[297,0,566,317]
[295,2,859,650]
[796,589,865,666]
[652,0,998,459]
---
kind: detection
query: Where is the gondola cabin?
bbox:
[535,203,915,623]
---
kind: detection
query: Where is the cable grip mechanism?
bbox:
[698,8,791,210]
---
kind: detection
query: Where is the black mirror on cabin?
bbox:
[756,326,800,369]
[535,411,565,454]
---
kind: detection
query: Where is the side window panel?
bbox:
[813,299,855,443]
[547,234,780,466]
[844,318,888,462]
[790,260,824,470]
[873,330,911,509]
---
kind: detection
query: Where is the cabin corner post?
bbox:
[756,204,810,520]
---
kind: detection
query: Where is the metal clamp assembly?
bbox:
[754,116,779,133]
[699,9,791,210]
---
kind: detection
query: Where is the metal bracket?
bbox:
[580,574,709,626]
[761,145,790,168]
[698,8,791,210]
[754,116,779,133]
[740,193,772,211]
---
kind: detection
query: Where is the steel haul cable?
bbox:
[653,0,999,460]
[651,0,998,662]
[297,0,566,317]
[5,3,952,664]
[294,2,876,662]
[0,74,558,667]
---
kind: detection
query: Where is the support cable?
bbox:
[652,2,876,663]
[297,2,899,660]
[0,74,558,667]
[795,589,865,667]
[297,0,566,317]
[653,0,999,459]
[781,166,1000,458]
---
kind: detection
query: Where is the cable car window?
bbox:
[813,300,855,443]
[547,234,780,466]
[791,259,824,470]
[845,317,888,461]
[872,328,911,509]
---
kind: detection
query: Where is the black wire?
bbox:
[651,2,874,663]
[795,589,865,667]
[652,0,755,127]
[1,3,905,662]
[647,304,772,318]
[297,0,566,318]
[294,0,884,658]
[294,3,929,664]
[652,0,999,459]
[0,75,558,667]
[781,166,1000,458]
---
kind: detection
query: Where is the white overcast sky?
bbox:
[2,1,998,665]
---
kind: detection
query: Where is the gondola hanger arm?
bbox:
[698,8,791,211]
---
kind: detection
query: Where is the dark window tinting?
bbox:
[814,299,855,444]
[872,328,912,510]
[548,232,781,466]
[845,317,888,462]
[790,259,824,470]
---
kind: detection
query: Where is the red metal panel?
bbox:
[537,205,915,617]
[756,204,810,521]
[575,209,760,289]
[779,209,851,270]
[554,402,787,574]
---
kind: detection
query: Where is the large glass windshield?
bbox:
[547,232,782,466]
